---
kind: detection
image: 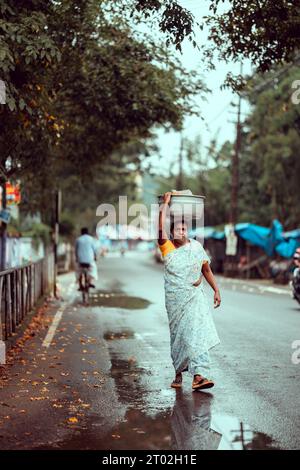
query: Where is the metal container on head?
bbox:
[158,193,205,222]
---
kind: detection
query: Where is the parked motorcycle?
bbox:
[291,251,300,304]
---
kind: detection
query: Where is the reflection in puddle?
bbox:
[171,391,220,449]
[41,388,279,450]
[35,338,280,450]
[172,392,278,450]
[89,290,151,309]
[96,390,279,450]
[213,414,277,450]
[103,349,280,450]
[109,354,150,408]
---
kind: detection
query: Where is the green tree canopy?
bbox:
[0,0,206,220]
[239,66,300,228]
[133,1,300,78]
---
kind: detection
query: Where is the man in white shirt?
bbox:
[75,227,98,291]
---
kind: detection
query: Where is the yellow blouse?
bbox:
[158,239,209,262]
[158,240,176,257]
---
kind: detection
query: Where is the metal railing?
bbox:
[0,253,54,341]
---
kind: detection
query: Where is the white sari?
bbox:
[164,238,220,373]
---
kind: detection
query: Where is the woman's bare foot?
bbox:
[171,372,182,388]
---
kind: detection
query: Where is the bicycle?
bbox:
[79,263,91,305]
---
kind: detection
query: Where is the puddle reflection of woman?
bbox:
[171,391,221,450]
[158,192,221,391]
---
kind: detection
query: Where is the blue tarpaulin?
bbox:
[283,229,300,239]
[276,238,300,258]
[235,223,271,252]
[192,220,300,259]
[236,220,300,258]
[265,219,284,256]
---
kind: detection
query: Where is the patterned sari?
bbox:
[163,239,220,374]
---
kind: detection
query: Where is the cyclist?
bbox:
[75,227,98,291]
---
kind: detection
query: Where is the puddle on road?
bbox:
[109,354,152,408]
[36,329,280,450]
[36,392,279,450]
[34,353,280,451]
[104,354,280,450]
[56,344,277,451]
[89,290,151,309]
[101,331,280,450]
[95,395,280,450]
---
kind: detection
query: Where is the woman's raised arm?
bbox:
[158,192,172,245]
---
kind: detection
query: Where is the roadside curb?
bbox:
[218,276,291,296]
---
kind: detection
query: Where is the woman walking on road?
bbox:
[158,192,221,391]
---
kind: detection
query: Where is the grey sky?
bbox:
[148,0,252,177]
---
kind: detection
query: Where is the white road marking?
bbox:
[42,306,66,348]
[42,281,79,348]
[257,285,290,295]
[219,277,290,296]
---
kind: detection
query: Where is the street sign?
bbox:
[225,223,238,256]
[5,182,21,205]
[0,208,11,224]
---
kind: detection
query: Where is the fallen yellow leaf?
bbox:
[68,417,78,424]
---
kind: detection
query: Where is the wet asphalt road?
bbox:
[0,250,300,450]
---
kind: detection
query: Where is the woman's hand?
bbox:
[214,290,221,308]
[193,277,202,287]
[163,191,172,205]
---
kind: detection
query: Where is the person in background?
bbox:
[158,192,221,391]
[293,250,300,278]
[292,249,300,302]
[119,239,128,256]
[75,227,98,291]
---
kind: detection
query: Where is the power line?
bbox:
[207,101,232,125]
[249,53,300,94]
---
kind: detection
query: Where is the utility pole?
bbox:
[230,74,242,224]
[0,181,7,271]
[176,134,184,190]
[231,422,254,449]
[225,64,243,276]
